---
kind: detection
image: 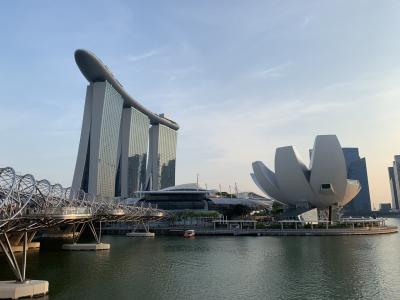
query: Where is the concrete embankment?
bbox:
[103,226,398,237]
[167,226,398,236]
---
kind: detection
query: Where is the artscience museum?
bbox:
[251,135,361,220]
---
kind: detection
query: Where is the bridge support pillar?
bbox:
[126,232,155,237]
[61,243,110,251]
[62,221,110,251]
[126,221,155,237]
[0,280,49,299]
[0,232,48,299]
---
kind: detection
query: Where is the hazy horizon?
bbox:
[1,1,400,209]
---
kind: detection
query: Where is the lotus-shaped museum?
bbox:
[251,135,361,210]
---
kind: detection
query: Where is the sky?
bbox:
[1,1,400,209]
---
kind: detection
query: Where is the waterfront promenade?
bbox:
[104,216,397,237]
[167,226,398,236]
[104,224,398,236]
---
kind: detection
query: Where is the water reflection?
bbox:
[0,220,399,299]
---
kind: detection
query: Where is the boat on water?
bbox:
[184,230,195,238]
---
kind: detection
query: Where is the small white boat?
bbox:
[184,230,195,238]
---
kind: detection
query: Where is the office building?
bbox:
[388,156,400,210]
[147,123,178,190]
[342,148,372,215]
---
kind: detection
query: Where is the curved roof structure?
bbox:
[275,146,316,206]
[160,183,205,191]
[309,135,347,207]
[208,197,271,209]
[251,135,361,209]
[252,161,286,203]
[74,49,179,130]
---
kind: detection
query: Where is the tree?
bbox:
[271,202,284,216]
[232,204,252,218]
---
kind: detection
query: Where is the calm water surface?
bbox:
[1,219,400,300]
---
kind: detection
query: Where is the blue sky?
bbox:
[1,1,400,208]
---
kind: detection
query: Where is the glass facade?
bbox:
[126,108,150,195]
[391,155,400,210]
[342,148,372,215]
[388,166,399,210]
[148,124,177,190]
[73,82,178,197]
[96,81,124,197]
[159,125,177,189]
[142,192,206,210]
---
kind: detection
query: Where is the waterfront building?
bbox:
[72,49,179,197]
[379,203,391,212]
[341,148,372,215]
[72,81,123,197]
[136,184,208,210]
[251,135,361,220]
[131,183,271,211]
[118,107,150,197]
[147,122,178,191]
[388,166,396,210]
[388,166,399,210]
[389,156,400,211]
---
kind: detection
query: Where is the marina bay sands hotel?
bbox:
[72,49,179,198]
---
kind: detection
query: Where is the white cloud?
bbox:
[252,62,292,79]
[174,70,400,200]
[127,49,162,62]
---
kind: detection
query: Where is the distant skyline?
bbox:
[1,1,400,208]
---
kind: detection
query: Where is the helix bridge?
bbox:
[0,166,166,283]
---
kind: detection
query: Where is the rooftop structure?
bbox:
[74,49,179,130]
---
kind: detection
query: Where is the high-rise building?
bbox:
[72,49,179,197]
[118,107,150,197]
[388,155,400,211]
[388,166,399,210]
[147,123,178,190]
[72,81,124,197]
[342,148,371,215]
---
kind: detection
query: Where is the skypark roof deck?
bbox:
[74,49,179,130]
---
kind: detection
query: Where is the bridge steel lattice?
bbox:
[0,166,166,283]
